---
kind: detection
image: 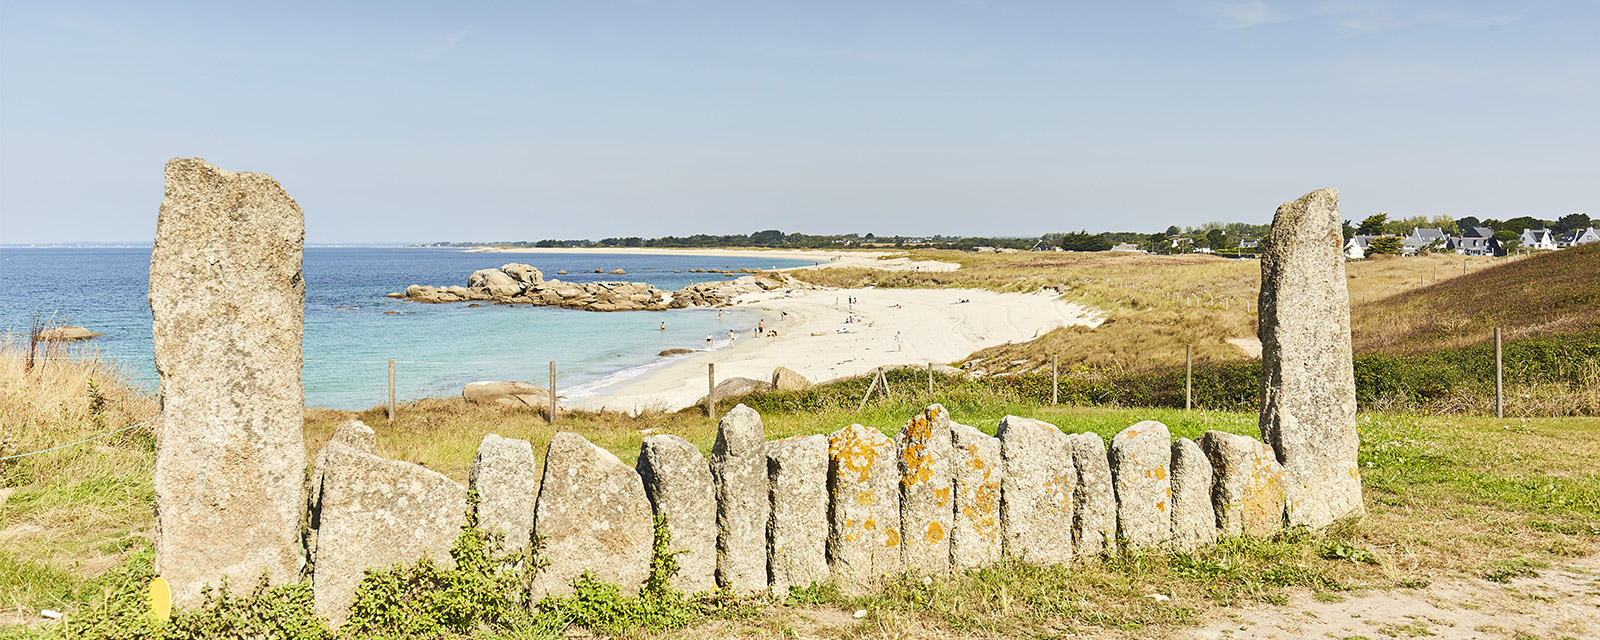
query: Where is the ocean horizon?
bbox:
[0,247,809,409]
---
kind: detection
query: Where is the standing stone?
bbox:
[636,435,716,593]
[149,158,307,607]
[1258,188,1364,529]
[711,404,769,593]
[1109,421,1172,550]
[897,404,955,574]
[950,423,1002,571]
[531,432,654,598]
[767,435,829,598]
[312,445,465,626]
[1197,431,1286,537]
[826,424,901,596]
[1170,438,1218,552]
[996,416,1075,565]
[469,434,539,551]
[309,420,377,526]
[1067,432,1117,557]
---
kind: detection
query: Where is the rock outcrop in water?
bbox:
[396,263,806,311]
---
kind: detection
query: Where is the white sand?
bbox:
[569,287,1104,414]
[471,246,960,272]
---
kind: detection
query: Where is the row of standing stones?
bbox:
[146,158,1361,626]
[306,403,1293,626]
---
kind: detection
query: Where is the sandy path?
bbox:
[568,287,1102,414]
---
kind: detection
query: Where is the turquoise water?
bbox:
[0,247,809,408]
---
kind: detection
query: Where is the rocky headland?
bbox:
[391,263,810,311]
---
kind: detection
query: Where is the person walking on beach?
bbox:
[757,319,765,335]
[706,334,714,349]
[893,331,905,352]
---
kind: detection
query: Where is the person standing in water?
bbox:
[706,334,713,349]
[727,329,737,346]
[660,321,667,331]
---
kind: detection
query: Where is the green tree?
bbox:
[1493,230,1521,253]
[1368,236,1403,255]
[1205,228,1225,249]
[1357,213,1389,236]
[1342,220,1356,241]
[1059,231,1111,252]
[1554,213,1592,234]
[1147,232,1167,253]
[1165,225,1182,236]
[1457,216,1481,230]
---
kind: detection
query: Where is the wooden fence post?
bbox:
[708,363,717,419]
[548,361,557,425]
[1494,328,1504,419]
[926,362,934,397]
[387,359,395,422]
[1051,355,1059,405]
[857,368,881,412]
[1185,345,1193,411]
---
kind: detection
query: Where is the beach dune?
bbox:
[571,286,1103,414]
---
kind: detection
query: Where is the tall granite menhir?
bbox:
[149,158,307,607]
[1258,188,1364,529]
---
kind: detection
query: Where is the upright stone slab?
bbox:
[636,434,716,593]
[950,422,1002,570]
[826,424,901,596]
[711,404,769,593]
[1170,438,1218,552]
[469,434,539,551]
[897,404,955,574]
[1258,188,1364,529]
[1197,431,1286,537]
[149,158,307,607]
[996,416,1075,565]
[1067,432,1117,557]
[312,444,465,626]
[767,435,829,598]
[531,432,654,598]
[1109,421,1172,550]
[309,420,377,526]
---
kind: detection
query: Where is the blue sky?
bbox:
[1,1,1595,243]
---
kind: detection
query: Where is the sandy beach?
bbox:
[569,286,1103,414]
[473,246,960,272]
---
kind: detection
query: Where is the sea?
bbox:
[0,247,810,409]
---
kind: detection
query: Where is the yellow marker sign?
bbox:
[149,577,171,622]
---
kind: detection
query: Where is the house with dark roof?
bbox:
[1402,228,1448,254]
[1520,228,1558,250]
[1345,235,1374,259]
[1447,235,1498,256]
[1559,227,1600,247]
[1463,226,1495,238]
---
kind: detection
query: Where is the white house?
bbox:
[1520,228,1558,250]
[1110,242,1143,252]
[1402,228,1448,254]
[1345,235,1374,259]
[1559,227,1600,247]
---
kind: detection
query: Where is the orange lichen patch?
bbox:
[965,445,987,471]
[884,529,900,548]
[830,428,883,484]
[1145,466,1168,480]
[857,490,877,506]
[934,486,951,508]
[1157,500,1167,513]
[863,515,875,530]
[925,521,945,544]
[900,413,935,487]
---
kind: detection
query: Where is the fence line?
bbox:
[0,412,161,461]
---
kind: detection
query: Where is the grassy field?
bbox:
[3,345,1596,637]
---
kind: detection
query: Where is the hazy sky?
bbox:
[1,1,1595,243]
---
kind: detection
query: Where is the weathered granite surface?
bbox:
[826,424,901,596]
[312,444,465,626]
[1198,430,1286,537]
[1068,431,1117,557]
[1170,438,1219,552]
[997,416,1075,564]
[711,404,770,593]
[531,432,654,598]
[767,435,829,597]
[637,434,717,593]
[1110,421,1173,550]
[469,434,539,551]
[400,265,800,311]
[897,404,955,574]
[950,422,1002,570]
[149,157,307,607]
[309,420,377,527]
[1258,188,1364,529]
